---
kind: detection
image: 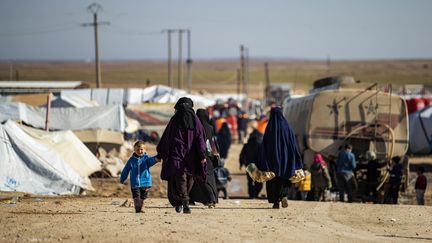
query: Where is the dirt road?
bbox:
[1,196,432,243]
[1,145,432,242]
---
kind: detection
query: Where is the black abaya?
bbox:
[266,176,291,204]
[189,109,219,205]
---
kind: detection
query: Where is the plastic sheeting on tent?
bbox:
[60,85,216,107]
[0,120,88,195]
[49,94,98,108]
[19,123,102,180]
[141,85,214,107]
[409,106,432,154]
[0,102,127,132]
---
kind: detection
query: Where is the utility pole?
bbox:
[264,62,270,99]
[162,29,175,87]
[236,68,241,98]
[186,29,193,93]
[326,54,331,75]
[82,3,109,88]
[240,45,245,96]
[244,46,249,99]
[177,29,184,89]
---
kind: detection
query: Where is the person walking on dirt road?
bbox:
[257,107,304,209]
[157,97,207,214]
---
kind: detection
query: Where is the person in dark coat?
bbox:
[217,122,231,160]
[386,156,403,204]
[257,107,304,209]
[365,151,380,203]
[237,110,248,144]
[239,128,264,198]
[327,154,339,192]
[157,97,207,214]
[189,109,219,207]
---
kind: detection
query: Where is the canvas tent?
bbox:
[73,129,124,155]
[409,106,432,154]
[0,120,88,195]
[0,102,127,132]
[19,124,102,180]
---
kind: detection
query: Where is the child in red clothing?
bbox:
[415,167,427,205]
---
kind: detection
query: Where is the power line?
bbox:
[108,24,161,36]
[0,25,79,37]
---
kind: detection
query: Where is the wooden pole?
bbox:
[45,93,52,131]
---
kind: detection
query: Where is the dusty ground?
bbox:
[1,144,432,242]
[1,196,432,243]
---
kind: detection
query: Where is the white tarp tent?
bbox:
[0,102,127,132]
[143,85,214,107]
[409,106,432,154]
[49,94,98,108]
[0,120,88,195]
[60,85,216,107]
[19,124,102,179]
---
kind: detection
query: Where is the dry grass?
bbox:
[1,59,432,98]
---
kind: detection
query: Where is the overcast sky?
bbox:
[1,0,431,60]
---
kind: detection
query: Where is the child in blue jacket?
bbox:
[120,141,161,213]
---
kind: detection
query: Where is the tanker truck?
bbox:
[282,76,409,203]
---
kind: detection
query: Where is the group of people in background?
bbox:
[119,96,428,214]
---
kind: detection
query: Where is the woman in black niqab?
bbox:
[173,97,196,129]
[189,109,219,206]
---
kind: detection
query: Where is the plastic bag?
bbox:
[246,163,275,183]
[289,169,306,183]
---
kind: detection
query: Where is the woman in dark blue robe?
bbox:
[157,97,207,214]
[257,107,303,208]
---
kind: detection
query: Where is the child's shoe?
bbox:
[133,198,142,213]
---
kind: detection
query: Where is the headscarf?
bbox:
[313,153,328,167]
[196,109,213,140]
[173,97,195,129]
[258,107,303,179]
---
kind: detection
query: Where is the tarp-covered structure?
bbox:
[409,106,432,154]
[19,124,102,179]
[0,102,127,132]
[59,85,215,107]
[0,120,89,195]
[48,94,99,108]
[74,129,124,154]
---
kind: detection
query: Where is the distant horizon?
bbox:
[1,56,432,62]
